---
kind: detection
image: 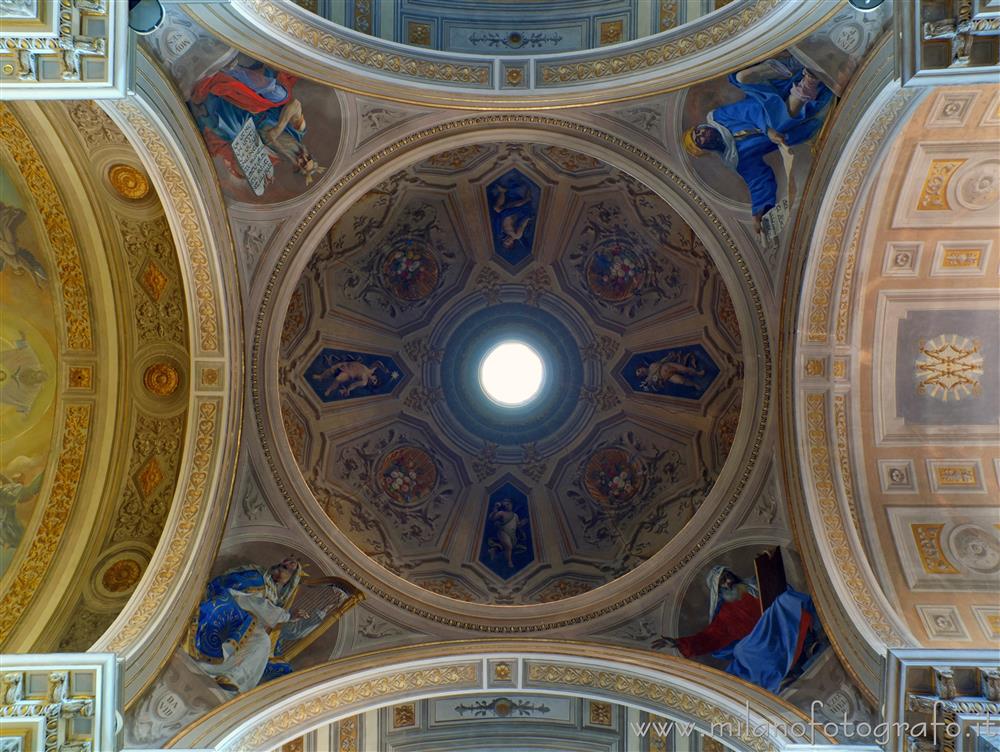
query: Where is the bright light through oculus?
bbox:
[479,341,544,407]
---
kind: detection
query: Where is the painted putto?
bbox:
[304,348,404,402]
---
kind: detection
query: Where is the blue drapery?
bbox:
[710,67,832,215]
[190,568,294,685]
[711,586,817,692]
[191,569,264,661]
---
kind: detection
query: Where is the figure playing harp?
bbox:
[185,556,363,693]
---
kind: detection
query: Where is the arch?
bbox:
[86,49,244,707]
[779,35,924,703]
[181,1,841,109]
[167,640,831,751]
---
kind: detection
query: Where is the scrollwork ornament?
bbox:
[237,664,478,750]
[806,89,918,343]
[0,406,92,642]
[108,400,219,650]
[0,104,93,350]
[112,100,220,353]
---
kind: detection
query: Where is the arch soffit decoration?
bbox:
[0,102,123,650]
[168,641,830,752]
[86,50,244,707]
[183,0,843,109]
[779,39,926,703]
[786,74,1000,661]
[253,115,772,631]
[791,84,923,652]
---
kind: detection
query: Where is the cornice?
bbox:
[181,0,844,110]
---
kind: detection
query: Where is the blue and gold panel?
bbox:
[479,479,534,579]
[304,348,407,402]
[486,168,541,270]
[620,345,719,400]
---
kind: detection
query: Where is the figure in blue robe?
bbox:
[684,60,833,230]
[185,558,335,692]
[653,566,824,693]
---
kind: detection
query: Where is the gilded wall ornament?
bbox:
[108,163,151,200]
[68,365,93,389]
[915,334,983,401]
[0,405,92,643]
[916,159,965,211]
[143,362,181,397]
[806,89,919,343]
[0,104,93,350]
[102,558,144,593]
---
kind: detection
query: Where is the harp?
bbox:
[273,576,365,662]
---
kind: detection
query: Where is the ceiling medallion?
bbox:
[143,361,180,396]
[108,163,151,200]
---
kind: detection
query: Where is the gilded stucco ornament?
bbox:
[168,644,820,752]
[77,75,241,712]
[143,361,180,396]
[0,405,91,642]
[183,0,840,108]
[783,72,928,702]
[0,104,92,350]
[108,163,152,200]
[0,105,98,646]
[101,558,144,593]
[111,99,221,353]
[805,88,920,344]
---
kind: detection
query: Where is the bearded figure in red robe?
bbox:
[653,566,822,692]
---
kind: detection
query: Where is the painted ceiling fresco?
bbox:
[279,142,744,605]
[63,3,997,749]
[0,161,56,577]
[679,5,891,258]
